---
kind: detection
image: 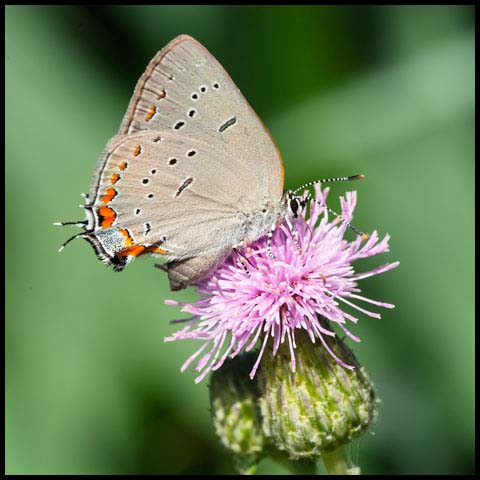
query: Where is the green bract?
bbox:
[209,353,266,474]
[258,330,377,460]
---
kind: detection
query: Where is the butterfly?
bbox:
[57,35,365,290]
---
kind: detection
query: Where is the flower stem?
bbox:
[268,448,317,475]
[323,447,360,475]
[283,458,317,475]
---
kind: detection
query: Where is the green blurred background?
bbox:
[5,5,474,475]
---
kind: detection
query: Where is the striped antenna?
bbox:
[321,203,369,240]
[293,174,365,195]
[302,191,369,240]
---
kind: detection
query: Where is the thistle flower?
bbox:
[165,185,399,383]
[258,328,377,465]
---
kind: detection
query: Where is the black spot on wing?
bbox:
[174,177,193,198]
[219,117,237,133]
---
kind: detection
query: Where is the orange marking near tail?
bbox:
[134,145,141,156]
[118,228,133,246]
[98,206,116,228]
[117,244,168,258]
[146,246,168,254]
[118,245,146,257]
[145,106,156,121]
[102,187,117,204]
[119,161,128,171]
[111,173,120,184]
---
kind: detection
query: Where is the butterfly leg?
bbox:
[232,246,252,277]
[266,223,277,259]
[283,215,302,255]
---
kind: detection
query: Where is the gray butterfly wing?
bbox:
[86,131,254,262]
[118,35,284,203]
[156,254,224,291]
[82,35,285,288]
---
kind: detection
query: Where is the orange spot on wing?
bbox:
[102,187,117,204]
[157,89,166,99]
[117,245,146,257]
[145,106,156,121]
[146,246,168,255]
[98,206,116,228]
[111,173,120,184]
[119,161,128,171]
[116,243,169,258]
[134,145,141,157]
[118,228,133,246]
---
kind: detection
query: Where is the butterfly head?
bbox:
[284,190,307,221]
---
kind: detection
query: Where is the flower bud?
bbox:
[209,353,266,474]
[258,329,377,461]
